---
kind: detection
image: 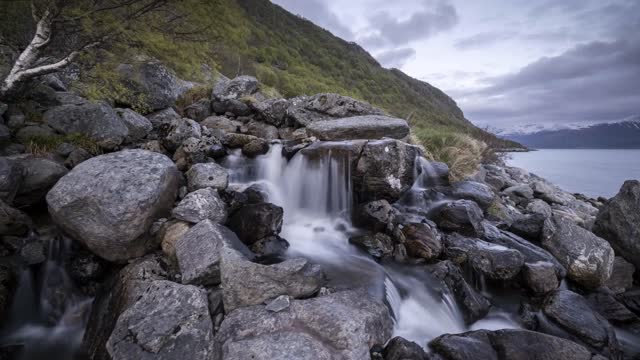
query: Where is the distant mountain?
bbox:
[500,116,640,149]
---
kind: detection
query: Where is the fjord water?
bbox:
[224,143,518,347]
[507,149,640,198]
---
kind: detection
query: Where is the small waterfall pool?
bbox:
[223,142,520,346]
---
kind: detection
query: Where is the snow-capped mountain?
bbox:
[494,116,640,149]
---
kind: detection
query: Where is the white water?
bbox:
[223,142,518,347]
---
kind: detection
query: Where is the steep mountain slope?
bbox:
[503,118,640,149]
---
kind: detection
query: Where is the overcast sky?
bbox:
[271,0,639,130]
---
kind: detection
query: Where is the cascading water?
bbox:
[223,142,518,347]
[0,235,91,360]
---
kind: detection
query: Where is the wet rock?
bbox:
[219,190,249,216]
[215,289,392,360]
[20,241,46,265]
[432,200,485,238]
[227,203,283,245]
[172,187,227,224]
[0,265,16,321]
[523,261,559,295]
[47,150,181,261]
[242,184,269,204]
[15,156,68,207]
[415,159,450,187]
[354,139,422,202]
[541,215,614,288]
[251,98,290,127]
[542,289,619,356]
[43,101,128,149]
[116,108,152,142]
[67,249,108,286]
[245,120,279,140]
[222,132,258,148]
[430,329,608,360]
[431,260,490,324]
[242,138,270,157]
[185,162,229,192]
[163,118,201,152]
[503,184,534,201]
[106,280,214,360]
[0,200,31,235]
[356,199,399,232]
[250,235,289,261]
[605,257,635,294]
[531,180,570,205]
[265,295,290,313]
[399,222,443,261]
[383,337,430,360]
[445,234,524,280]
[64,148,92,168]
[0,157,22,204]
[451,181,495,209]
[349,233,394,259]
[306,115,409,141]
[183,98,211,121]
[175,220,253,286]
[286,93,385,127]
[508,213,545,242]
[593,180,640,269]
[221,246,325,311]
[586,292,639,325]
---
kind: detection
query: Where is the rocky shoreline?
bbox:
[0,69,639,360]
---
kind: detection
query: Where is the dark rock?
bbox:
[116,108,152,142]
[0,199,31,235]
[55,142,76,157]
[219,190,249,216]
[508,213,546,242]
[349,233,394,259]
[587,292,640,325]
[356,199,399,232]
[215,289,392,360]
[526,199,553,218]
[415,159,450,187]
[64,148,91,168]
[282,137,314,159]
[67,249,108,286]
[445,233,524,280]
[541,215,615,288]
[212,75,260,101]
[523,261,559,295]
[222,133,258,148]
[0,157,22,204]
[200,115,242,134]
[593,180,640,269]
[242,138,270,157]
[431,260,490,324]
[0,265,16,322]
[243,183,269,204]
[43,101,128,149]
[605,257,635,294]
[503,184,534,201]
[171,135,220,170]
[163,118,201,152]
[432,200,485,238]
[399,222,443,261]
[20,241,46,265]
[245,120,279,140]
[47,150,181,261]
[214,98,252,116]
[251,98,290,127]
[354,139,422,202]
[451,181,495,209]
[15,156,68,207]
[175,220,252,286]
[286,93,385,127]
[185,162,229,192]
[146,107,180,129]
[172,187,227,224]
[183,98,211,121]
[250,235,289,260]
[306,115,409,141]
[227,203,283,245]
[106,280,214,359]
[15,124,55,145]
[383,337,430,360]
[207,287,224,316]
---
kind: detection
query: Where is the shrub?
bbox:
[175,85,213,113]
[26,133,101,155]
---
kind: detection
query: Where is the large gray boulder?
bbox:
[354,139,422,202]
[451,181,496,210]
[163,118,201,152]
[15,157,68,207]
[185,162,229,192]
[116,108,152,142]
[47,150,181,261]
[106,280,214,360]
[215,290,393,360]
[432,200,485,238]
[541,215,615,288]
[445,234,524,280]
[212,75,260,101]
[174,220,252,286]
[286,93,385,127]
[171,187,227,224]
[43,101,128,149]
[306,115,409,141]
[221,246,326,311]
[0,157,23,204]
[593,180,640,269]
[227,203,283,245]
[251,98,290,127]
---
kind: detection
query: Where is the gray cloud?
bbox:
[375,47,416,68]
[454,31,515,50]
[270,0,354,40]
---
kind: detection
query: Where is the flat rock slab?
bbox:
[306,115,409,141]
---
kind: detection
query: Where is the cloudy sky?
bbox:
[271,0,639,131]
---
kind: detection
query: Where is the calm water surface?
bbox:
[506,149,640,198]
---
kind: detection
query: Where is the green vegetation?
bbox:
[25,133,101,156]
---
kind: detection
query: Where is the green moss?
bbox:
[26,133,102,155]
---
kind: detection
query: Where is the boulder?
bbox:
[508,213,545,242]
[106,280,214,360]
[522,261,559,295]
[222,133,258,148]
[43,101,128,149]
[398,222,443,261]
[382,337,430,360]
[215,290,393,360]
[245,120,279,140]
[593,180,640,269]
[221,247,325,311]
[430,329,608,360]
[242,138,270,157]
[227,203,283,245]
[605,257,635,294]
[586,292,640,325]
[0,124,11,144]
[306,115,409,141]
[15,157,68,207]
[163,118,201,152]
[15,125,55,144]
[503,184,534,201]
[116,108,152,142]
[355,199,399,232]
[146,107,181,129]
[183,99,211,121]
[450,181,495,209]
[200,115,242,134]
[158,220,191,259]
[250,235,290,261]
[212,75,260,101]
[541,215,615,288]
[117,60,193,111]
[431,261,490,324]
[531,180,570,205]
[432,200,485,238]
[444,234,524,280]
[0,157,22,204]
[251,98,290,127]
[349,233,394,259]
[354,139,422,202]
[47,150,181,261]
[185,162,229,192]
[64,148,91,168]
[172,135,221,170]
[0,199,31,236]
[286,93,385,127]
[175,220,252,286]
[414,158,450,187]
[171,188,227,224]
[526,199,553,218]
